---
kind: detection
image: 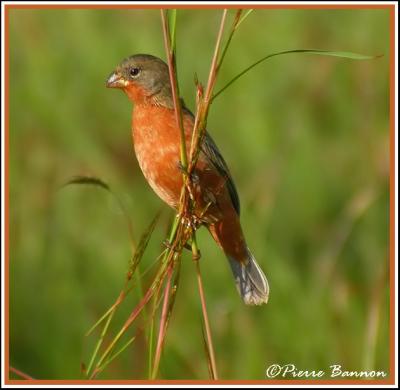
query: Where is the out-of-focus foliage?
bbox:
[8,7,390,380]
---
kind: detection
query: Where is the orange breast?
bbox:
[132,104,187,208]
[131,104,236,226]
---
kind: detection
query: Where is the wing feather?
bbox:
[200,132,241,215]
[181,105,240,215]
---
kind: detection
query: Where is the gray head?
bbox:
[106,54,173,107]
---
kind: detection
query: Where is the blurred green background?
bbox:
[9,7,390,381]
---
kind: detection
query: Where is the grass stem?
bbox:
[192,235,218,380]
[151,264,174,379]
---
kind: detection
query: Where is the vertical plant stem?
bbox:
[188,9,229,169]
[204,9,228,104]
[192,235,218,380]
[217,9,243,72]
[147,248,174,379]
[235,8,253,29]
[151,264,174,379]
[160,9,188,170]
[168,9,177,50]
[147,297,157,379]
[157,8,231,381]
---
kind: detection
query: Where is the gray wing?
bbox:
[181,105,240,215]
[201,132,241,215]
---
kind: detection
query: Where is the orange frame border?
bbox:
[3,2,397,386]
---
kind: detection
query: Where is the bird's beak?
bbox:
[106,72,129,88]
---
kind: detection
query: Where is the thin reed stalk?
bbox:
[151,264,174,379]
[192,235,218,379]
[158,8,245,379]
[161,9,188,171]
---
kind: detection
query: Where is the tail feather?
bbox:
[228,249,269,305]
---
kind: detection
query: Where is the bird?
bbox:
[106,54,269,305]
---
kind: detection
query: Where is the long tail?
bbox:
[227,249,269,305]
[209,219,269,305]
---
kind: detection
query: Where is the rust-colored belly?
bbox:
[132,104,184,208]
[131,104,233,225]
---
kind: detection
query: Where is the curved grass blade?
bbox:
[63,175,110,190]
[62,175,136,251]
[212,49,381,101]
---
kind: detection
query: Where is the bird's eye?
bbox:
[130,67,141,78]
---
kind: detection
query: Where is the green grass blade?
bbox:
[212,49,381,101]
[85,304,116,337]
[128,211,161,278]
[164,257,182,333]
[168,9,177,51]
[86,309,115,376]
[217,9,242,70]
[96,335,137,375]
[141,248,168,278]
[235,8,253,29]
